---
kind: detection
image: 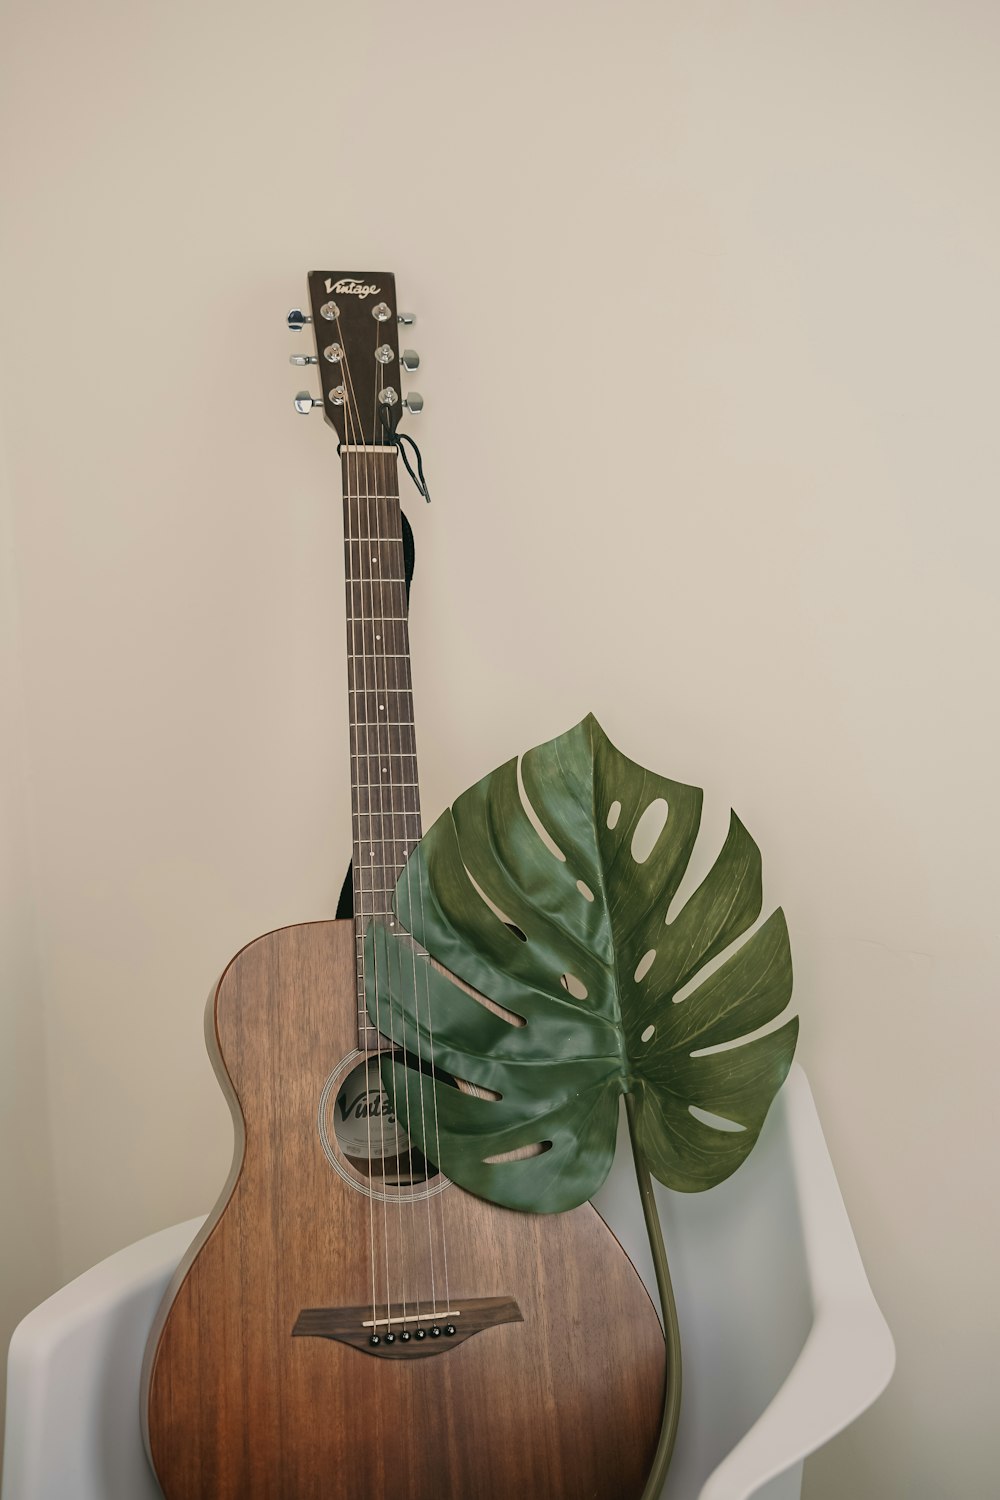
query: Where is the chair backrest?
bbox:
[4,1067,890,1500]
[2,1218,204,1500]
[594,1069,813,1499]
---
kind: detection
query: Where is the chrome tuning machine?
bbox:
[293,391,323,413]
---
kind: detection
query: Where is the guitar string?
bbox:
[334,320,379,1334]
[383,462,439,1324]
[376,437,424,1331]
[380,450,421,1330]
[365,359,407,1333]
[365,367,436,1327]
[371,434,442,1328]
[376,382,450,1320]
[360,347,392,1328]
[404,650,452,1321]
[377,444,410,1332]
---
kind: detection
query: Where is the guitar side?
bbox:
[143,918,665,1500]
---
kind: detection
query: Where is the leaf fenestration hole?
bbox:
[484,1141,553,1165]
[517,756,566,862]
[672,908,770,1006]
[641,1024,655,1043]
[688,1104,745,1133]
[634,950,656,983]
[576,879,595,902]
[607,799,622,829]
[631,798,669,864]
[664,799,736,927]
[456,1079,503,1101]
[559,973,588,1000]
[463,862,527,941]
[429,954,527,1028]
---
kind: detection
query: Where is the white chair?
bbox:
[1,1064,893,1500]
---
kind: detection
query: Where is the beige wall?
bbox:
[1,1,997,1493]
[0,418,61,1439]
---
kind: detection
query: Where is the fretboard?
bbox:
[343,448,423,1050]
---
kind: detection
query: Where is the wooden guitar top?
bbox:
[143,918,665,1499]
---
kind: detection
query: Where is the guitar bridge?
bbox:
[292,1295,522,1359]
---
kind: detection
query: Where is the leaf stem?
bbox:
[625,1091,683,1500]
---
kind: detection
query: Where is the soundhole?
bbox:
[319,1049,450,1202]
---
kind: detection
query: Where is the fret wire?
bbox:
[351,826,420,834]
[350,780,421,787]
[350,822,419,834]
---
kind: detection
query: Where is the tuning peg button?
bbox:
[403,392,424,413]
[289,353,318,366]
[294,391,323,413]
[397,312,416,326]
[400,349,420,371]
[287,308,313,331]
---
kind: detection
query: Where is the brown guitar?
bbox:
[141,271,665,1499]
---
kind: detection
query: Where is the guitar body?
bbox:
[143,918,665,1500]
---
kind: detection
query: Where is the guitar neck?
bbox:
[343,446,423,1051]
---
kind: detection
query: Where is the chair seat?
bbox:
[2,1063,893,1500]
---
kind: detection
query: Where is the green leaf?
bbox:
[365,714,797,1213]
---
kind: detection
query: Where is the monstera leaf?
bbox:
[365,714,796,1214]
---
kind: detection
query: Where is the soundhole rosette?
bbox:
[318,1049,450,1204]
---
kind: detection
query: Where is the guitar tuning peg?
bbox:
[289,353,318,366]
[294,391,323,413]
[287,308,313,331]
[400,349,420,371]
[403,392,424,413]
[397,312,416,326]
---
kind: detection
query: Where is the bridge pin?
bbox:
[415,1328,427,1340]
[384,1332,395,1344]
[368,1334,381,1346]
[444,1324,456,1336]
[400,1330,412,1342]
[430,1326,442,1337]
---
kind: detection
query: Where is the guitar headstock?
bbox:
[288,271,421,443]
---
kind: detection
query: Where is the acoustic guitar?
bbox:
[142,270,665,1499]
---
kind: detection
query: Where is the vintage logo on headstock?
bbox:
[325,277,381,300]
